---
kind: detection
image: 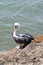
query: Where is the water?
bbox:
[0,0,43,51]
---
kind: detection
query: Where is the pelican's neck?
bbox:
[13,28,18,38]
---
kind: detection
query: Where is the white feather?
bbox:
[14,22,20,27]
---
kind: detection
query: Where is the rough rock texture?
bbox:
[0,41,43,65]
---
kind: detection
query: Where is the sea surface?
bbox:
[0,0,43,51]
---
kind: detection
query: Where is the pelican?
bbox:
[12,22,34,49]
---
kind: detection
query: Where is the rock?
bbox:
[0,42,43,65]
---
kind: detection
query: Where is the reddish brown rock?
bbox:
[33,35,43,43]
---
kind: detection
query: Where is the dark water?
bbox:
[0,0,43,51]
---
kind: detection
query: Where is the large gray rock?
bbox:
[0,41,43,65]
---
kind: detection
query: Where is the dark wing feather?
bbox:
[17,34,34,43]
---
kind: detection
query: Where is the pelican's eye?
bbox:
[15,26,18,28]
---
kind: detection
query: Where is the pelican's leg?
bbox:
[19,43,25,49]
[21,43,28,49]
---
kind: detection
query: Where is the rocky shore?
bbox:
[0,41,43,65]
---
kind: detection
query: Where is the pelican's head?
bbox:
[14,22,20,29]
